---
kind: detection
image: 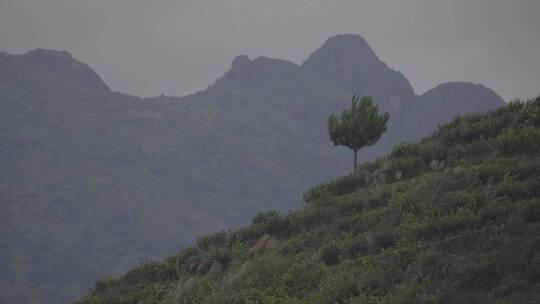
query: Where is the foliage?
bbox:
[328,95,390,168]
[320,244,341,265]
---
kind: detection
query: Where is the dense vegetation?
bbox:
[0,34,504,304]
[78,97,540,304]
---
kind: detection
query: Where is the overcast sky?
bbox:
[0,0,538,101]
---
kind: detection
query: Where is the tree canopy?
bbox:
[328,95,390,168]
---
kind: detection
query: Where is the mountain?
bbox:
[0,48,110,91]
[406,82,506,139]
[301,34,415,115]
[77,97,540,304]
[0,34,504,304]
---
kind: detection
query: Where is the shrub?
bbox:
[526,253,540,281]
[304,184,331,203]
[320,244,341,265]
[367,186,392,209]
[293,206,336,230]
[520,200,540,223]
[252,210,280,225]
[233,224,264,243]
[415,208,479,240]
[522,97,540,126]
[478,199,514,225]
[391,140,446,164]
[452,254,500,290]
[447,138,494,162]
[416,249,445,279]
[420,140,448,162]
[197,231,228,250]
[164,246,198,277]
[358,160,382,174]
[495,176,540,201]
[358,268,386,294]
[439,208,480,234]
[337,186,391,216]
[252,210,293,237]
[236,253,290,288]
[436,111,510,146]
[279,232,323,256]
[112,261,178,287]
[322,173,367,196]
[496,126,540,155]
[346,238,369,258]
[209,247,232,266]
[391,142,423,159]
[265,214,293,237]
[384,156,426,180]
[234,211,294,243]
[390,284,440,304]
[282,259,325,296]
[369,230,396,252]
[345,294,382,304]
[313,270,359,303]
[173,278,214,304]
[94,277,115,293]
[435,190,476,215]
[471,160,512,184]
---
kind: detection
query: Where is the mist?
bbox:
[1,0,538,101]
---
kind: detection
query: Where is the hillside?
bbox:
[77,97,540,304]
[0,34,504,304]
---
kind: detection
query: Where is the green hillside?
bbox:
[78,97,540,304]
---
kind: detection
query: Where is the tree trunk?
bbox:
[353,149,358,170]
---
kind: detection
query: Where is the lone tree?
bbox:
[328,95,389,169]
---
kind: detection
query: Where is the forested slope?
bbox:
[78,97,540,304]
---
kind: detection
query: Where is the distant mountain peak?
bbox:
[311,34,376,60]
[412,81,506,135]
[21,48,110,91]
[251,56,298,70]
[427,81,491,93]
[230,54,298,71]
[216,54,300,91]
[302,34,414,114]
[302,34,379,70]
[26,48,73,58]
[231,54,251,71]
[421,82,504,105]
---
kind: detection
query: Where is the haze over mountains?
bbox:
[0,34,504,304]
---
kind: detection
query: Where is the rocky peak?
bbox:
[302,34,380,71]
[230,55,298,73]
[231,55,251,71]
[22,48,110,91]
[25,48,74,64]
[217,55,300,90]
[407,81,506,138]
[251,56,299,71]
[301,34,414,114]
[419,82,505,113]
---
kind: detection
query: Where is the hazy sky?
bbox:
[0,0,538,101]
